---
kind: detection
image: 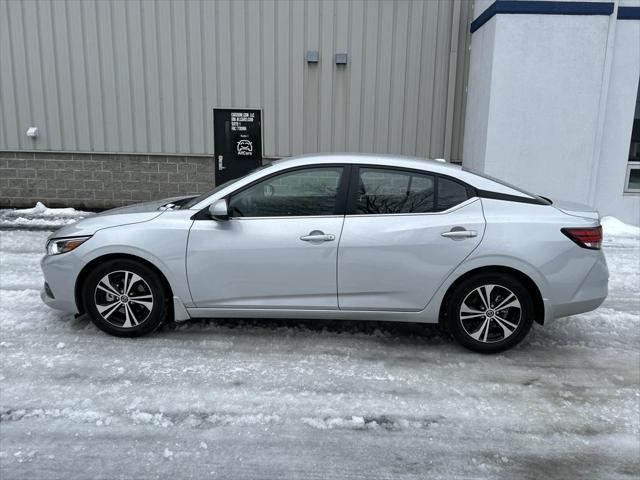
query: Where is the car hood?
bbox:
[48,196,193,239]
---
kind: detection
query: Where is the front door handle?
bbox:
[300,230,335,243]
[441,229,477,239]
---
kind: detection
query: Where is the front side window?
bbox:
[355,168,435,214]
[228,167,343,217]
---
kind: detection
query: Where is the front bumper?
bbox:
[40,252,84,314]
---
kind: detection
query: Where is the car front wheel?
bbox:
[83,259,168,337]
[447,273,534,353]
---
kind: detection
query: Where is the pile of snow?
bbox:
[601,216,640,248]
[0,202,91,230]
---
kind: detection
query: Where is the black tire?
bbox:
[83,258,170,337]
[447,273,534,353]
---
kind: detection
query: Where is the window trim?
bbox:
[345,165,475,215]
[624,161,640,195]
[221,163,352,219]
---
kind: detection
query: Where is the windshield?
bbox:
[462,167,551,205]
[181,163,274,209]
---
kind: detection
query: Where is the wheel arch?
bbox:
[438,265,545,326]
[74,253,174,315]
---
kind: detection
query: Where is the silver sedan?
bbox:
[41,154,608,353]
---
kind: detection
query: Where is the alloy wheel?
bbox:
[459,284,522,343]
[94,270,154,328]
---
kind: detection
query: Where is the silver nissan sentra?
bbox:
[41,154,608,353]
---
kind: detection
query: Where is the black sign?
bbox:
[214,108,262,184]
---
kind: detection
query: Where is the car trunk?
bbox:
[550,198,600,221]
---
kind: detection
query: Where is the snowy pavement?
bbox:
[0,211,638,479]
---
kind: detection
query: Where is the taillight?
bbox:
[561,226,602,250]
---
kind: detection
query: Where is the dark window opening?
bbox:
[228,167,344,217]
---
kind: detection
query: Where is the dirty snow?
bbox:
[0,202,91,230]
[0,212,638,479]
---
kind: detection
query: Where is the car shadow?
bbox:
[165,317,449,342]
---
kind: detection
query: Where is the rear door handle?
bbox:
[441,229,477,239]
[300,230,335,243]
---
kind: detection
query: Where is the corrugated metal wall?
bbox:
[0,0,471,161]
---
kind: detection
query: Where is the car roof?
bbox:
[270,153,463,175]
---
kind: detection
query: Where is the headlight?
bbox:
[46,236,91,255]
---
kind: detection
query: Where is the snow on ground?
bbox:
[0,213,638,479]
[0,202,91,230]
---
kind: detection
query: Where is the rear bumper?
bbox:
[548,253,609,319]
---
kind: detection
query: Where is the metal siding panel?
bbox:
[261,0,276,157]
[36,0,63,150]
[388,0,411,155]
[231,0,247,108]
[8,1,33,150]
[276,0,291,156]
[289,0,305,155]
[246,0,262,108]
[359,0,379,153]
[126,0,149,153]
[303,0,320,154]
[22,0,49,150]
[415,0,439,158]
[156,0,176,152]
[0,0,20,148]
[186,0,205,154]
[216,1,232,106]
[429,0,453,158]
[96,0,121,151]
[202,0,218,154]
[452,0,472,161]
[401,0,424,156]
[444,0,462,160]
[51,1,78,150]
[81,0,106,151]
[373,0,394,153]
[66,0,92,151]
[141,0,162,153]
[346,0,364,152]
[172,1,190,153]
[112,0,135,152]
[318,0,334,152]
[332,0,349,152]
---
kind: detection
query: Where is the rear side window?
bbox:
[437,177,469,211]
[353,167,470,215]
[356,168,435,214]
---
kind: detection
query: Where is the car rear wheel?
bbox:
[447,273,534,353]
[83,259,168,337]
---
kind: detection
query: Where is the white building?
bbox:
[464,0,640,225]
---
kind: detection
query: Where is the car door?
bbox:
[337,166,485,311]
[187,165,348,309]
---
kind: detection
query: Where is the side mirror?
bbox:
[208,198,229,221]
